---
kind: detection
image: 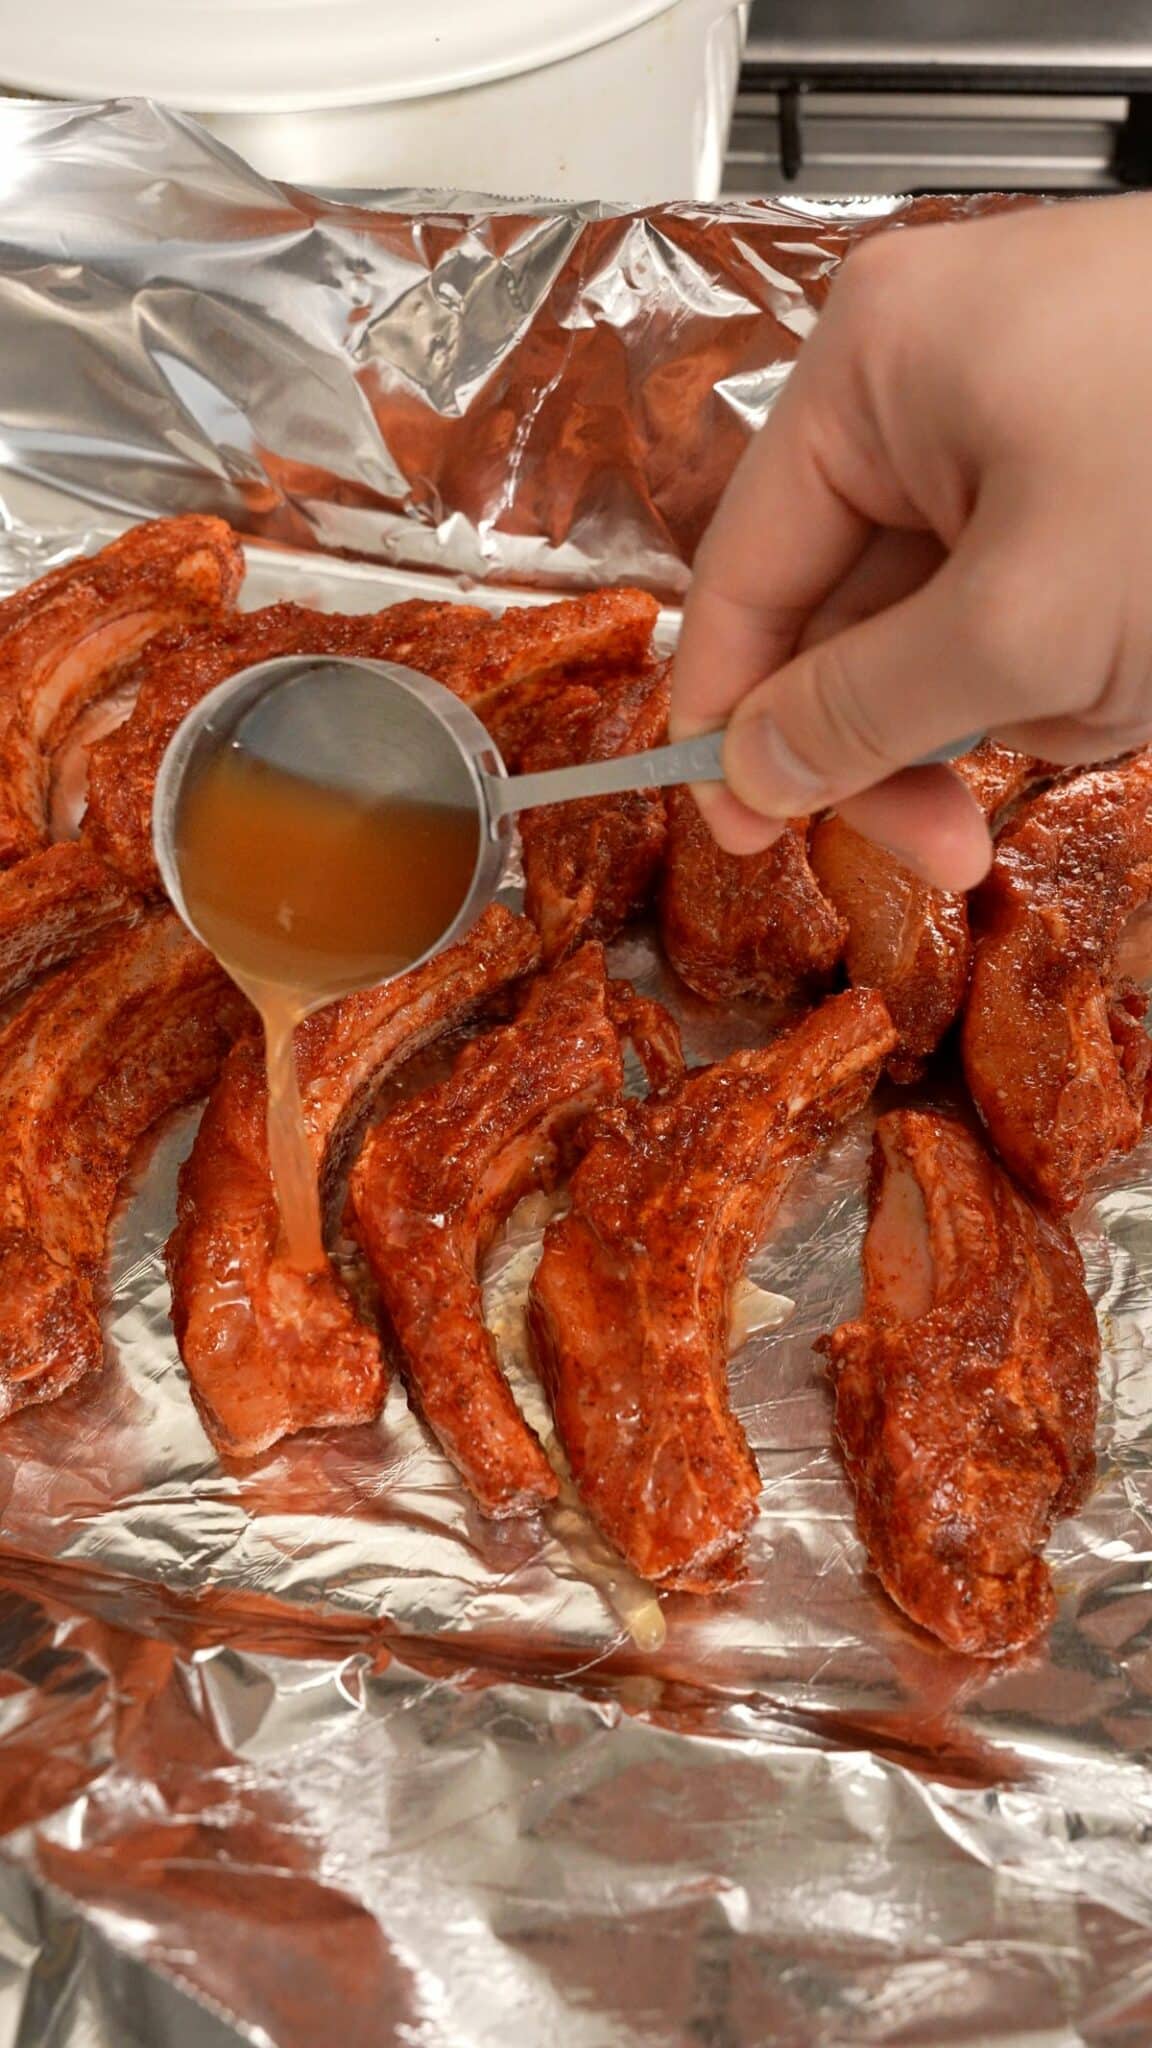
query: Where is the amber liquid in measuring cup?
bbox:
[177,746,479,1269]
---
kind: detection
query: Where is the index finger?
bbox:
[669,363,873,741]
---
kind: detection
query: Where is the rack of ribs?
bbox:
[528,988,896,1588]
[517,661,670,961]
[348,943,650,1515]
[962,750,1152,1209]
[0,516,243,868]
[809,743,1045,1081]
[168,906,540,1459]
[822,1110,1099,1656]
[660,795,846,1005]
[0,914,249,1419]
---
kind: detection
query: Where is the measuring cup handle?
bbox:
[918,732,987,765]
[486,731,728,819]
[486,727,989,821]
[657,730,987,778]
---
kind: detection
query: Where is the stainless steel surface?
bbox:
[733,2,1152,198]
[745,0,1152,81]
[494,729,988,811]
[484,726,718,813]
[726,88,1127,195]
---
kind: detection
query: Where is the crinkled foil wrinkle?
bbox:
[0,98,1029,598]
[0,104,1146,2048]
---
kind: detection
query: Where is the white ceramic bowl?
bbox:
[0,0,748,201]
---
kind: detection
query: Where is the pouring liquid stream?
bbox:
[175,743,479,1268]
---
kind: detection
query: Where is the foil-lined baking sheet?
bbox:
[0,513,1149,2048]
[0,97,1148,2048]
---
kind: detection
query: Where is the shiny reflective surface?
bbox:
[0,99,1027,602]
[0,116,1147,2044]
[746,0,1152,72]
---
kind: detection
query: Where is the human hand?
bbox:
[670,194,1152,889]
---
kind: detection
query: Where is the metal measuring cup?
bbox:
[154,652,983,994]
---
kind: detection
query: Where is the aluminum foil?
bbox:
[0,520,1147,2048]
[0,99,1147,2048]
[0,97,1029,600]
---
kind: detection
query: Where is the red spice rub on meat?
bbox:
[0,914,248,1418]
[529,989,896,1588]
[962,750,1152,1209]
[809,742,1045,1082]
[349,943,642,1515]
[822,1110,1099,1656]
[0,841,142,1006]
[0,515,243,867]
[518,660,670,961]
[86,587,658,895]
[661,792,846,1005]
[168,906,540,1459]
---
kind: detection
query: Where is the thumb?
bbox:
[720,546,1060,885]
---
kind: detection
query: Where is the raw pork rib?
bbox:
[0,915,248,1418]
[660,792,846,1005]
[962,750,1152,1208]
[0,841,142,1006]
[529,989,896,1588]
[168,906,540,1458]
[0,515,242,866]
[349,943,640,1515]
[518,661,670,961]
[809,742,1044,1081]
[822,1109,1099,1656]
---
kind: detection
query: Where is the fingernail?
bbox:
[725,717,829,817]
